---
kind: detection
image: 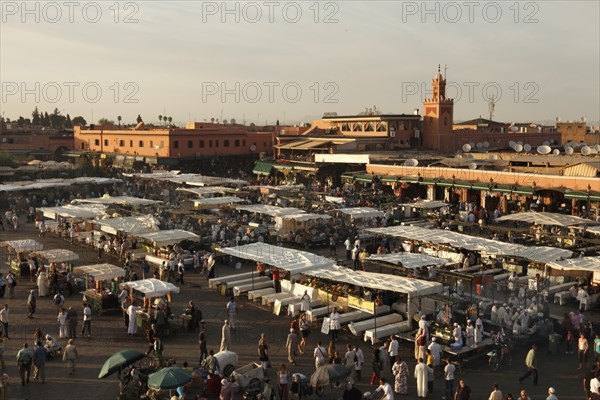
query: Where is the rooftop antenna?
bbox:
[444,64,448,80]
[488,94,496,121]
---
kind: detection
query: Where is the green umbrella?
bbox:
[98,349,145,379]
[148,367,192,390]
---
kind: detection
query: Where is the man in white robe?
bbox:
[300,290,311,312]
[427,337,442,368]
[465,321,474,346]
[475,316,484,344]
[452,323,463,346]
[127,303,140,335]
[413,358,430,398]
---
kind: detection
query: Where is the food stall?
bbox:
[1,239,44,277]
[118,278,180,335]
[136,229,200,266]
[74,264,125,315]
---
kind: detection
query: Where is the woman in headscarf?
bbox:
[391,355,409,395]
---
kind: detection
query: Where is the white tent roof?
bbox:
[0,177,121,192]
[176,186,236,196]
[367,253,449,269]
[39,204,107,220]
[366,226,573,264]
[131,172,247,187]
[217,243,336,273]
[277,213,332,222]
[0,239,43,252]
[585,226,600,235]
[335,207,384,219]
[193,197,245,207]
[401,200,447,209]
[546,257,600,273]
[236,205,305,217]
[496,212,598,227]
[77,195,160,206]
[305,264,443,296]
[32,249,79,263]
[96,215,160,235]
[135,230,200,246]
[247,184,305,191]
[119,278,180,297]
[74,264,125,280]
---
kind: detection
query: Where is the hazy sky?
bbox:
[1,1,598,126]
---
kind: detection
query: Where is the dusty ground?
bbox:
[0,220,587,400]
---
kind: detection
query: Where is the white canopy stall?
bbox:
[496,212,598,227]
[135,230,200,247]
[76,196,161,207]
[32,249,79,264]
[176,186,236,196]
[119,278,181,333]
[235,205,305,217]
[1,239,43,253]
[546,257,600,279]
[367,252,450,270]
[193,196,245,209]
[39,204,108,220]
[335,207,384,220]
[96,215,160,235]
[274,213,332,232]
[74,263,126,314]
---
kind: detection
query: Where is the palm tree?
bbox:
[117,115,122,127]
[158,115,163,125]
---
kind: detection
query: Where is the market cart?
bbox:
[74,263,125,315]
[1,239,44,277]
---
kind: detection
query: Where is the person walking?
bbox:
[354,344,365,382]
[220,320,231,351]
[0,372,9,400]
[32,343,46,383]
[57,307,68,339]
[0,305,9,339]
[488,383,503,400]
[444,359,456,400]
[455,380,472,400]
[314,341,327,370]
[299,313,310,353]
[226,297,237,330]
[428,337,442,371]
[258,333,269,370]
[392,355,409,395]
[329,307,341,342]
[5,271,16,299]
[344,237,352,260]
[286,329,299,365]
[414,358,430,398]
[518,344,538,386]
[198,325,208,362]
[389,335,399,372]
[372,377,394,400]
[67,306,78,339]
[372,348,383,384]
[16,343,33,386]
[81,302,92,338]
[277,364,290,400]
[53,291,64,313]
[27,290,36,319]
[579,332,590,370]
[63,339,78,375]
[546,387,558,400]
[177,259,185,284]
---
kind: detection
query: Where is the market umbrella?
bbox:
[98,349,145,379]
[148,367,192,390]
[310,364,352,387]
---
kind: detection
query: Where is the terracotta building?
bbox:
[0,128,73,159]
[73,122,274,166]
[422,67,454,153]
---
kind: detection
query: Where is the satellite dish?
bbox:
[537,145,551,155]
[543,141,550,146]
[565,146,574,155]
[465,154,474,159]
[594,144,600,152]
[469,142,475,148]
[509,140,516,149]
[517,141,523,145]
[476,142,483,148]
[489,154,499,160]
[404,159,419,167]
[462,144,472,153]
[581,146,592,156]
[511,126,519,132]
[552,149,560,155]
[468,162,477,170]
[250,144,257,152]
[515,144,523,152]
[524,144,532,152]
[483,141,489,148]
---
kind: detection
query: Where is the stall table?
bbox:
[348,313,403,336]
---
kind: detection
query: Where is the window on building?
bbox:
[199,140,205,148]
[94,139,100,146]
[209,140,213,148]
[81,143,85,149]
[160,140,164,148]
[263,142,267,148]
[139,140,144,147]
[224,140,230,147]
[129,140,133,147]
[119,140,125,147]
[242,140,246,147]
[174,140,179,149]
[150,140,153,148]
[215,140,219,148]
[234,140,240,147]
[188,140,193,148]
[104,139,109,146]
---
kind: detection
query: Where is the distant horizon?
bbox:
[2,1,598,127]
